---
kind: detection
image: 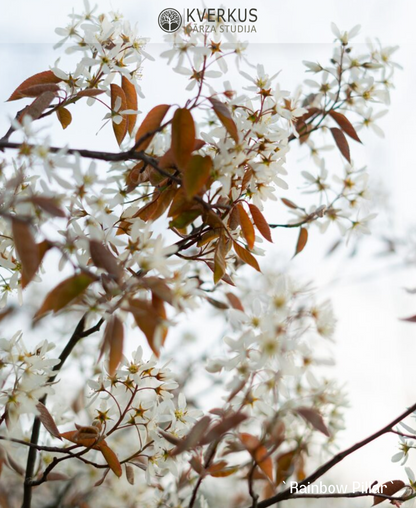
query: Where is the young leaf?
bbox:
[7,70,61,101]
[89,240,122,281]
[103,315,124,376]
[198,412,248,445]
[400,315,416,323]
[110,84,128,146]
[329,111,362,143]
[295,407,331,437]
[184,154,212,199]
[373,480,405,506]
[226,293,245,312]
[11,219,39,288]
[21,240,51,289]
[36,402,62,440]
[233,241,261,272]
[128,299,164,356]
[281,198,298,209]
[56,107,72,130]
[98,442,123,477]
[135,104,170,151]
[36,273,94,318]
[249,204,273,243]
[125,464,135,485]
[171,108,196,170]
[214,236,228,284]
[141,277,174,305]
[236,204,255,249]
[330,127,351,162]
[11,83,60,99]
[171,416,211,456]
[240,433,274,482]
[77,89,105,98]
[206,261,235,287]
[122,76,138,136]
[31,196,66,217]
[209,97,239,143]
[22,92,56,122]
[294,227,308,257]
[275,450,297,486]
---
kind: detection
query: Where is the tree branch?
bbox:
[21,314,104,508]
[255,402,416,508]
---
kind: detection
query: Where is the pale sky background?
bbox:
[1,0,416,504]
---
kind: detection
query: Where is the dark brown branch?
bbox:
[256,401,416,508]
[282,491,413,501]
[0,140,215,212]
[22,315,104,508]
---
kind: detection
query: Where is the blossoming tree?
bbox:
[0,4,413,508]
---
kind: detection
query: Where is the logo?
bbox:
[158,8,182,33]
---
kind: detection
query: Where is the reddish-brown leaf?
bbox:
[12,219,39,288]
[98,441,122,477]
[141,277,173,305]
[237,204,255,250]
[199,412,248,445]
[31,197,66,217]
[35,273,94,318]
[21,92,56,122]
[110,84,128,146]
[89,240,122,281]
[171,108,196,170]
[171,416,211,456]
[295,407,331,437]
[209,464,239,477]
[294,227,308,257]
[240,433,274,482]
[281,198,298,209]
[135,104,170,151]
[122,76,138,136]
[329,111,362,143]
[330,127,351,162]
[209,97,239,143]
[7,71,61,101]
[184,154,212,199]
[233,241,261,272]
[226,292,245,312]
[10,83,60,99]
[128,299,164,356]
[373,480,405,506]
[104,315,124,376]
[249,204,273,243]
[36,402,62,440]
[214,236,228,284]
[56,107,72,130]
[77,89,105,98]
[400,315,416,323]
[21,240,51,289]
[275,450,297,486]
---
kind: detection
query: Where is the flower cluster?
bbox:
[0,332,59,423]
[0,3,402,508]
